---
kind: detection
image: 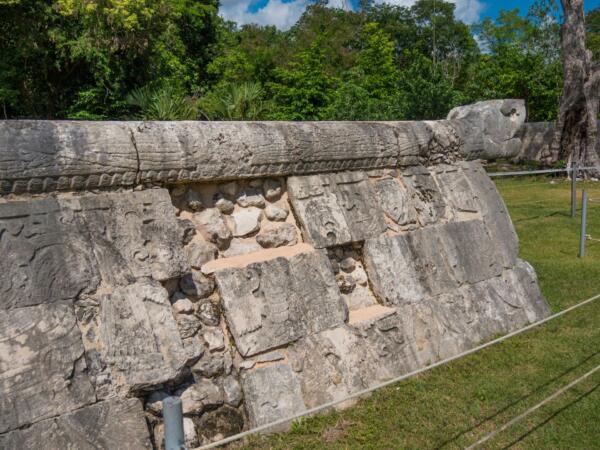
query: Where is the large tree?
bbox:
[546,0,600,172]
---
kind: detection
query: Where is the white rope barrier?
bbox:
[195,292,600,450]
[488,166,600,177]
[465,363,600,449]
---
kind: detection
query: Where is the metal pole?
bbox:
[571,162,577,217]
[579,190,588,258]
[163,396,185,450]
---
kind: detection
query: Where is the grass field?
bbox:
[239,177,600,450]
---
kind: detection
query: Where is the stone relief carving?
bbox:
[0,104,552,448]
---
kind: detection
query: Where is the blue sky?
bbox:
[219,0,600,31]
[483,0,600,19]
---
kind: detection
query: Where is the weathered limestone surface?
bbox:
[0,188,190,442]
[0,102,552,448]
[448,99,526,160]
[215,249,347,356]
[375,177,418,228]
[0,398,151,449]
[79,189,189,284]
[286,307,415,408]
[0,120,138,194]
[0,303,96,433]
[0,198,99,309]
[287,172,386,247]
[460,161,518,268]
[91,280,191,394]
[241,363,306,427]
[403,165,448,225]
[0,100,526,195]
[364,220,503,306]
[0,189,188,310]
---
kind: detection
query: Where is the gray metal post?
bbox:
[579,190,588,258]
[571,162,577,217]
[163,396,185,450]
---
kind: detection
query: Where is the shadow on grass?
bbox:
[500,383,600,450]
[434,351,600,450]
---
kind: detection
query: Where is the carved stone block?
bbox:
[132,121,401,183]
[0,198,99,309]
[364,227,454,305]
[287,175,352,247]
[0,398,152,449]
[375,177,418,228]
[287,308,416,408]
[460,161,518,268]
[287,172,385,247]
[0,120,138,194]
[331,172,387,241]
[241,363,306,427]
[439,220,503,285]
[87,280,190,394]
[0,104,527,194]
[431,165,478,213]
[364,220,502,306]
[505,259,552,321]
[402,165,447,225]
[80,189,189,284]
[0,303,96,433]
[215,250,347,356]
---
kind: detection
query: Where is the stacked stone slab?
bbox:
[0,99,550,449]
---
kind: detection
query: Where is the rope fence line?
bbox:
[487,166,600,177]
[465,363,600,449]
[195,292,600,450]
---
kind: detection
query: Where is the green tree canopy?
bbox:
[0,0,219,118]
[268,39,338,120]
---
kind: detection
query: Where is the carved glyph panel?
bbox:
[215,249,347,356]
[0,303,96,433]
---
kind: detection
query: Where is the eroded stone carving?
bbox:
[363,220,502,306]
[402,165,448,225]
[0,106,552,447]
[0,103,526,194]
[287,307,415,408]
[287,172,385,247]
[0,198,99,309]
[431,165,479,214]
[215,250,347,356]
[448,99,526,160]
[0,303,96,433]
[460,161,518,268]
[375,177,418,229]
[241,363,306,427]
[80,189,189,284]
[287,175,351,247]
[80,280,191,396]
[0,398,151,449]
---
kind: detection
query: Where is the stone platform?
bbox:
[0,100,550,449]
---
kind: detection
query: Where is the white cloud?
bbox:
[451,0,485,24]
[219,0,485,30]
[373,0,485,24]
[219,0,311,30]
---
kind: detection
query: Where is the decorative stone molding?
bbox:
[0,100,525,196]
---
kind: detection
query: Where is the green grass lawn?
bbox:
[237,177,600,450]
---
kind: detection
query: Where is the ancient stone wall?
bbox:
[0,100,550,449]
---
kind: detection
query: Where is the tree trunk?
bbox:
[546,0,600,177]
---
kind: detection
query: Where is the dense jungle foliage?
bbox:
[0,0,598,121]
